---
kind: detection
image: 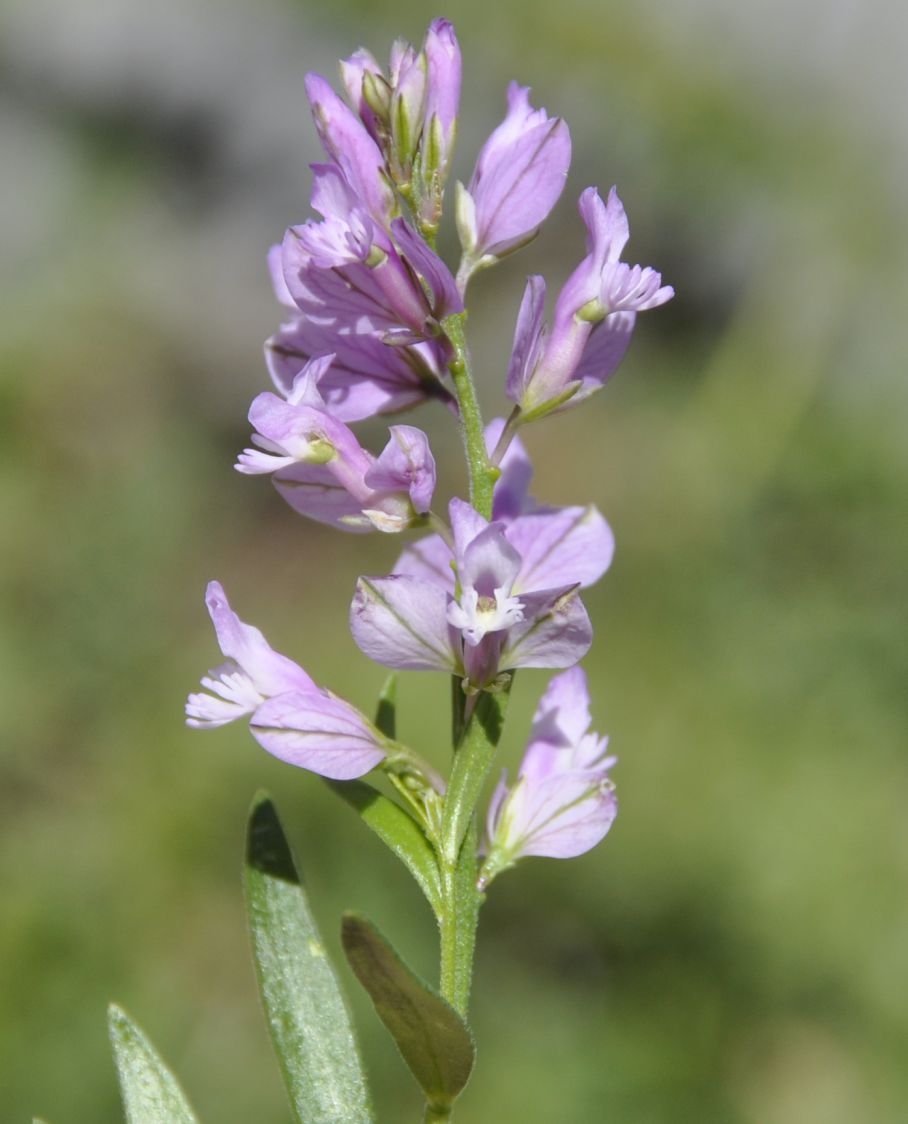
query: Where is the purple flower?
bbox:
[278,164,461,350]
[186,582,387,779]
[507,186,674,418]
[479,667,617,885]
[456,82,571,271]
[350,497,597,689]
[236,358,436,533]
[394,420,615,594]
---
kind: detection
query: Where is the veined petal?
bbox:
[350,575,460,672]
[250,690,386,780]
[506,505,614,592]
[502,769,617,858]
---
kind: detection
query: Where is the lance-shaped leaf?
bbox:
[325,779,442,913]
[341,914,474,1112]
[108,1005,199,1124]
[245,794,372,1124]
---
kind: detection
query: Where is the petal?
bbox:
[350,575,461,672]
[448,496,489,562]
[204,582,314,696]
[459,523,522,598]
[273,465,374,531]
[513,769,617,858]
[486,417,534,522]
[506,505,614,592]
[392,533,455,591]
[499,585,592,670]
[391,218,463,316]
[364,425,437,513]
[250,690,386,780]
[505,274,547,404]
[570,311,636,400]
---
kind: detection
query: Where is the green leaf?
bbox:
[341,913,474,1111]
[374,673,397,739]
[245,794,372,1124]
[107,1005,199,1124]
[325,779,442,913]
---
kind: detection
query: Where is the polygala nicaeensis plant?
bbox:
[106,17,672,1124]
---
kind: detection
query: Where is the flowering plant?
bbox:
[107,18,671,1123]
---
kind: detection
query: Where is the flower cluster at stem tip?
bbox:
[187,17,672,884]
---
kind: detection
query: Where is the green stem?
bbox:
[442,313,498,520]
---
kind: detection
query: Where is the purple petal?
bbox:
[265,318,436,421]
[507,769,617,858]
[273,466,373,531]
[459,523,522,598]
[304,72,394,227]
[506,274,547,404]
[204,582,314,696]
[423,19,461,140]
[448,497,489,563]
[506,505,614,591]
[250,690,386,780]
[392,533,455,590]
[499,585,592,670]
[467,82,571,258]
[570,311,636,400]
[365,425,437,513]
[486,418,534,522]
[391,218,463,316]
[350,575,460,672]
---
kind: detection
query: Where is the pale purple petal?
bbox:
[527,666,593,757]
[391,218,463,316]
[204,581,314,697]
[499,585,592,670]
[350,575,460,672]
[448,497,489,562]
[570,312,636,400]
[486,418,534,521]
[265,319,439,421]
[422,19,461,168]
[465,82,571,258]
[392,533,455,590]
[506,505,615,591]
[506,770,617,858]
[365,425,437,513]
[506,274,548,404]
[304,72,395,227]
[273,465,374,531]
[460,523,521,598]
[250,690,386,780]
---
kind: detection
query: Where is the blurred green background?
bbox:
[2,0,906,1120]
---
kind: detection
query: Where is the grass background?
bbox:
[1,0,906,1119]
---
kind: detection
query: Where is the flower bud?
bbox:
[457,82,571,276]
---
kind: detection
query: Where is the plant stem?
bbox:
[442,313,497,520]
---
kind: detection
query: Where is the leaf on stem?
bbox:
[245,793,372,1124]
[108,1004,199,1124]
[341,913,475,1111]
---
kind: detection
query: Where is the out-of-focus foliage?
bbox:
[1,0,905,1121]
